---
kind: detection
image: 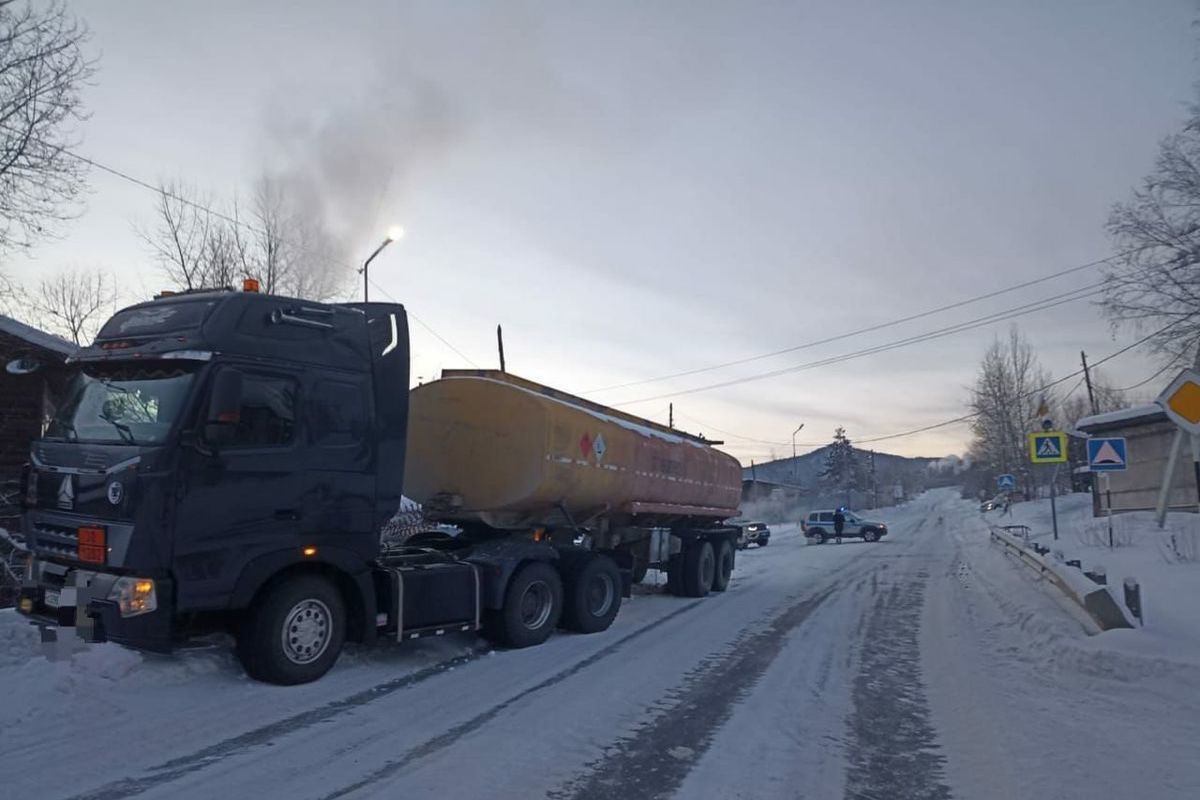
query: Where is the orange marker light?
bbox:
[243,277,261,293]
[302,546,317,557]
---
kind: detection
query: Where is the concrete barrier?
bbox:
[989,526,1135,631]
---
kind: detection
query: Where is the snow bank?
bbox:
[977,494,1200,669]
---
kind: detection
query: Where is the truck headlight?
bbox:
[108,577,157,617]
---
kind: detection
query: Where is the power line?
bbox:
[588,247,1146,395]
[366,277,481,367]
[1114,355,1184,393]
[27,134,481,366]
[851,316,1189,446]
[714,316,1188,457]
[614,281,1107,406]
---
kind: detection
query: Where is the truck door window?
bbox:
[230,375,297,447]
[311,380,366,446]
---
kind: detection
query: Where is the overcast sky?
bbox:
[7,0,1198,462]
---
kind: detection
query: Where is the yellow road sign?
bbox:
[1159,369,1200,434]
[1028,431,1067,463]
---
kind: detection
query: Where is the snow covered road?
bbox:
[3,488,1198,799]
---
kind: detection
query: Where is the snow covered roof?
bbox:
[1076,403,1165,432]
[0,314,75,357]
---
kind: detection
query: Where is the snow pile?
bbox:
[976,493,1200,669]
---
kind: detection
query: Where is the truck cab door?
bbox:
[173,369,304,611]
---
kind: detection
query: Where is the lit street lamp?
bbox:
[359,225,404,302]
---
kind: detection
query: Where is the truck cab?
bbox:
[17,289,409,681]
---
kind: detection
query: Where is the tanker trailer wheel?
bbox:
[483,561,563,648]
[236,574,346,685]
[711,539,734,593]
[561,554,622,634]
[630,557,649,585]
[681,540,716,598]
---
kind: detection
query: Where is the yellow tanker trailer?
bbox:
[405,370,743,605]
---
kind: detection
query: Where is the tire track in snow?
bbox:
[545,587,836,800]
[315,598,709,799]
[63,647,492,800]
[843,569,952,800]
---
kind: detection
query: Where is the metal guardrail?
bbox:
[988,525,1134,631]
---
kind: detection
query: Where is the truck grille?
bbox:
[31,522,79,559]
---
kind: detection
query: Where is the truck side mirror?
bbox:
[204,369,243,447]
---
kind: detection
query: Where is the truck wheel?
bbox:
[561,554,622,634]
[665,555,684,596]
[681,540,715,597]
[711,539,734,593]
[631,557,649,585]
[484,560,563,648]
[236,574,346,685]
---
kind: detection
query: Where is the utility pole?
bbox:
[1080,350,1098,415]
[669,403,674,429]
[869,449,877,509]
[791,423,805,485]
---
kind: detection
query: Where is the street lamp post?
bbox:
[359,225,405,302]
[792,423,805,484]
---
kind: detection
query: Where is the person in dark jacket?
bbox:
[833,509,845,544]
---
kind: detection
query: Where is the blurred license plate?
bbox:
[44,589,60,608]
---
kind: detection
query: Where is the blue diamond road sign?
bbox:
[997,473,1016,490]
[1087,437,1127,472]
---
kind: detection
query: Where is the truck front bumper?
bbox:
[17,565,174,654]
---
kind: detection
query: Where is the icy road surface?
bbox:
[2,488,1198,799]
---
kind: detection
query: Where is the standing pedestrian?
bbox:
[833,508,845,544]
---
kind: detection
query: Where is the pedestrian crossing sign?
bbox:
[1028,431,1068,463]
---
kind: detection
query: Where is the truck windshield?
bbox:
[46,366,195,445]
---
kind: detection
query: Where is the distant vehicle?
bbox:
[801,510,888,544]
[980,500,996,512]
[730,520,771,549]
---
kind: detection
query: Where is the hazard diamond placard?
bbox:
[1028,431,1068,464]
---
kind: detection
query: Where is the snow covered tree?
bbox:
[819,427,862,505]
[967,328,1054,498]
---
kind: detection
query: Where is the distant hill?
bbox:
[743,446,941,489]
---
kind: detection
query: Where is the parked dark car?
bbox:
[731,519,771,549]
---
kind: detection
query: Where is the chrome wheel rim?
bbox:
[281,599,332,665]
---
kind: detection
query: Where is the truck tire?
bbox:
[483,560,563,648]
[681,540,715,597]
[561,554,622,634]
[631,557,649,585]
[236,574,346,685]
[665,555,684,596]
[711,539,734,593]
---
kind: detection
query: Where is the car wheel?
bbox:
[811,531,826,545]
[863,529,878,543]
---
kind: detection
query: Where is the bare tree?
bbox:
[142,174,350,301]
[967,328,1055,497]
[0,1,95,254]
[1104,98,1200,360]
[29,267,115,345]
